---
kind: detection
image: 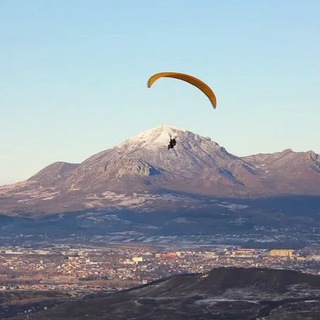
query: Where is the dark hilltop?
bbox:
[7,267,320,320]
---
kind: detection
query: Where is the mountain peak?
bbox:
[122,124,185,150]
[1,125,320,215]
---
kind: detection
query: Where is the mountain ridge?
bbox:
[0,124,320,215]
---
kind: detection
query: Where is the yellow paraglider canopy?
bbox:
[147,72,217,109]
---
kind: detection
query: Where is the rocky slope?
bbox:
[0,124,320,215]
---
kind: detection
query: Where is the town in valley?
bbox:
[1,239,319,295]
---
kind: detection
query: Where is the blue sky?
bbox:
[1,1,319,184]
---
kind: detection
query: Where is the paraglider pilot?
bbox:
[168,138,176,149]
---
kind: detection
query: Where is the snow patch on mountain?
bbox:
[120,124,185,150]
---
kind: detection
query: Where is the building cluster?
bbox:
[0,245,319,295]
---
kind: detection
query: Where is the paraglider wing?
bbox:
[147,72,217,109]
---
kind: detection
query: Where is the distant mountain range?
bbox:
[1,124,320,216]
[7,267,320,320]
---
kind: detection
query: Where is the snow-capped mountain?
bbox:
[1,124,320,215]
